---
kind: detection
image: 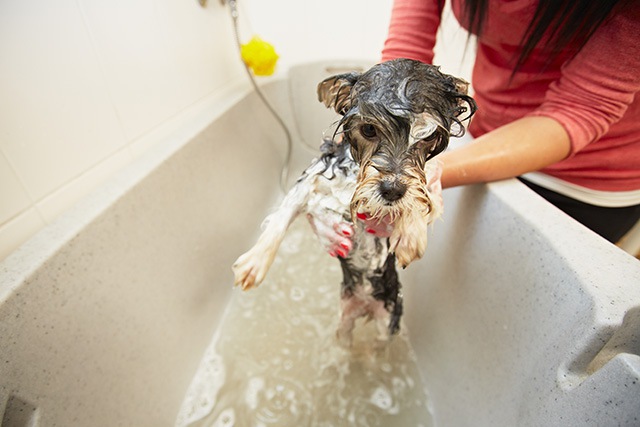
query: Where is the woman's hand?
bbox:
[306,212,354,258]
[355,212,394,238]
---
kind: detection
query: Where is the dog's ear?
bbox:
[411,113,448,160]
[445,75,477,137]
[317,72,360,115]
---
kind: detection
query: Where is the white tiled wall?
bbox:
[0,0,471,261]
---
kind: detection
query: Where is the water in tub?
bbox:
[176,219,434,427]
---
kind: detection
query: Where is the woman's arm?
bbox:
[381,0,444,64]
[439,116,571,189]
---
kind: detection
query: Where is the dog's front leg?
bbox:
[390,160,444,268]
[232,162,324,290]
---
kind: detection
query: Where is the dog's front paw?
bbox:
[232,247,274,291]
[390,219,428,268]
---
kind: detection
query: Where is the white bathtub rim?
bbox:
[486,178,640,326]
[485,178,640,391]
[0,77,254,303]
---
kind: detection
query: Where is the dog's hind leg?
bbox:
[373,301,392,344]
[337,295,366,347]
[232,160,327,290]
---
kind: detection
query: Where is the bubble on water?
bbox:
[289,287,305,301]
[318,285,332,294]
[406,375,415,388]
[246,377,265,410]
[380,362,392,373]
[270,356,282,367]
[268,290,283,302]
[252,378,312,426]
[212,408,235,427]
[342,396,382,427]
[392,376,406,393]
[370,386,399,414]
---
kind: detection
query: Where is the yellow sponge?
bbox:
[240,36,279,76]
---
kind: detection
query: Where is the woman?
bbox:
[381,0,640,242]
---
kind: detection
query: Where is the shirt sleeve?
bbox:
[380,0,445,64]
[527,5,640,155]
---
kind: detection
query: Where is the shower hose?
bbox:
[226,0,293,193]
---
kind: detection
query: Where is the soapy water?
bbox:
[176,219,434,427]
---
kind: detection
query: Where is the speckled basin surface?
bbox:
[1,61,639,427]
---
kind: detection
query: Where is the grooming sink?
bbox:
[1,61,639,427]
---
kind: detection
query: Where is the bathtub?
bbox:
[1,60,639,427]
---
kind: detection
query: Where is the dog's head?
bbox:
[317,58,476,265]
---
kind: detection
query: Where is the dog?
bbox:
[232,58,476,346]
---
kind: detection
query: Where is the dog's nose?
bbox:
[379,180,407,202]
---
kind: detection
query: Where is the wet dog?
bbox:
[232,59,476,346]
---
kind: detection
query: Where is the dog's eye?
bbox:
[360,124,377,139]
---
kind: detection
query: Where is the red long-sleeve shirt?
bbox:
[381,0,640,192]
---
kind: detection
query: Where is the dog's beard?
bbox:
[350,162,435,268]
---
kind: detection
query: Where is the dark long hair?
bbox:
[463,0,627,73]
